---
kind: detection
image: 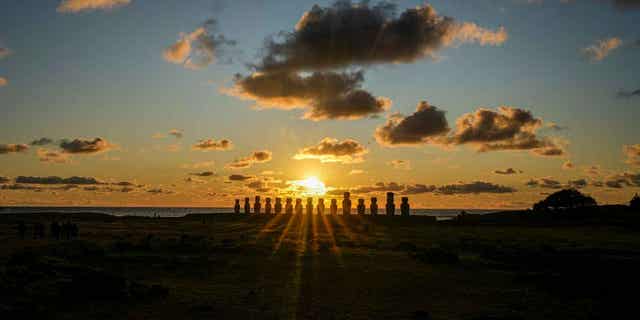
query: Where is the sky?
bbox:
[0,0,639,208]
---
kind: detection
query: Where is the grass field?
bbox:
[2,212,640,319]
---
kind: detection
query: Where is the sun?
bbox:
[293,176,327,196]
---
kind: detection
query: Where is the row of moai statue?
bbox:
[234,192,410,216]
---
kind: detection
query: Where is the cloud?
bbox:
[0,144,28,154]
[147,188,173,195]
[436,181,516,194]
[37,149,71,164]
[15,176,101,185]
[57,0,131,13]
[254,1,507,72]
[617,89,640,98]
[0,47,10,59]
[226,70,391,121]
[562,160,575,170]
[494,168,520,175]
[389,160,412,170]
[293,138,367,163]
[0,77,7,87]
[404,184,437,194]
[602,172,640,188]
[192,138,232,151]
[375,101,449,146]
[190,171,216,177]
[226,150,273,169]
[613,0,640,10]
[0,176,9,184]
[582,37,623,62]
[352,182,405,194]
[349,169,365,175]
[168,129,183,139]
[246,180,271,193]
[30,138,54,146]
[163,19,235,69]
[525,177,563,189]
[568,178,588,189]
[624,144,640,166]
[229,174,253,181]
[331,180,516,195]
[59,137,113,154]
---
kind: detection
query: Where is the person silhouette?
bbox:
[330,199,338,215]
[317,198,325,215]
[275,198,283,214]
[18,221,26,239]
[306,198,314,215]
[285,198,293,215]
[254,196,262,214]
[244,197,251,214]
[386,192,395,216]
[357,199,365,215]
[51,221,61,240]
[342,192,352,215]
[234,199,241,214]
[295,198,303,215]
[265,198,272,215]
[370,197,378,216]
[401,197,410,216]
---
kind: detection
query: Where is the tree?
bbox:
[532,189,597,211]
[631,194,640,210]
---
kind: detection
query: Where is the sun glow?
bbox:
[292,176,327,196]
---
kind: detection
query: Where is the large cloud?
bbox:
[192,138,232,151]
[293,137,367,163]
[255,1,507,72]
[229,174,253,181]
[332,180,515,195]
[57,0,131,13]
[59,138,113,154]
[226,151,273,169]
[226,70,390,120]
[15,176,101,185]
[375,101,449,146]
[436,181,516,194]
[582,37,623,62]
[0,144,28,154]
[624,144,640,166]
[163,19,235,69]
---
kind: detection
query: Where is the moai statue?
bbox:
[285,198,293,214]
[295,198,303,215]
[317,198,325,215]
[330,199,338,215]
[386,192,395,216]
[357,199,365,215]
[265,198,272,215]
[401,197,410,216]
[306,198,314,215]
[244,197,251,214]
[370,197,378,216]
[254,196,262,214]
[234,199,241,214]
[342,192,352,215]
[275,198,283,214]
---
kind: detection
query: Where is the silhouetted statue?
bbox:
[275,198,283,214]
[306,198,314,215]
[401,197,410,216]
[50,221,61,240]
[285,198,293,214]
[317,198,325,215]
[386,192,395,216]
[357,199,365,215]
[265,198,272,215]
[342,192,352,215]
[254,196,262,214]
[295,198,303,215]
[244,197,251,214]
[631,193,640,209]
[330,199,338,215]
[33,223,45,239]
[370,197,378,216]
[70,223,78,239]
[234,199,241,214]
[18,221,26,239]
[62,221,73,240]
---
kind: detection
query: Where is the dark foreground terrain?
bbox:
[2,209,640,319]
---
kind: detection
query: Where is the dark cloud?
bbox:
[404,184,437,194]
[624,144,640,166]
[568,178,588,189]
[246,180,271,193]
[190,171,216,177]
[59,138,113,154]
[604,172,640,188]
[0,144,29,154]
[254,1,506,72]
[227,70,390,121]
[436,181,516,194]
[229,174,253,181]
[617,89,640,98]
[30,138,54,146]
[525,177,563,189]
[226,150,272,169]
[168,129,183,139]
[0,176,9,184]
[375,101,449,146]
[147,188,173,195]
[37,149,70,163]
[494,168,520,175]
[352,182,405,194]
[15,176,102,185]
[192,138,233,151]
[294,137,367,163]
[1,184,43,191]
[163,19,236,69]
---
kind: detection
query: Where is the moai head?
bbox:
[295,198,302,205]
[235,199,240,206]
[307,198,313,205]
[255,196,261,203]
[387,192,395,202]
[402,197,409,204]
[344,192,351,199]
[266,198,272,204]
[331,199,337,206]
[286,198,292,205]
[371,197,377,204]
[318,198,324,205]
[245,197,250,204]
[276,198,282,205]
[358,199,365,205]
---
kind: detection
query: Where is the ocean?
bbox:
[0,207,497,220]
